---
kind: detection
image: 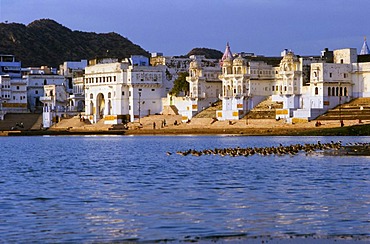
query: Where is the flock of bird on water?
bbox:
[166,141,370,157]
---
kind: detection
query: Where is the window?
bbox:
[16,86,19,90]
[35,90,38,94]
[108,92,111,98]
[344,73,348,78]
[328,87,331,96]
[129,91,131,97]
[122,91,125,96]
[151,89,155,91]
[138,89,142,91]
[329,73,332,78]
[90,93,93,99]
[315,87,319,95]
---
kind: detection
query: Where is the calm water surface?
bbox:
[0,135,369,242]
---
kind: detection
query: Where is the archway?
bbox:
[96,93,105,119]
[90,101,94,115]
[77,100,85,112]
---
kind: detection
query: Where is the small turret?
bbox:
[360,36,370,55]
[220,42,233,66]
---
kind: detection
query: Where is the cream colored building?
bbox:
[180,56,222,119]
[84,56,165,124]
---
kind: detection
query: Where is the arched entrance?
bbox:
[90,101,94,115]
[96,93,105,119]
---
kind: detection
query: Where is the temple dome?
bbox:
[190,60,201,69]
[222,57,233,67]
[233,55,245,66]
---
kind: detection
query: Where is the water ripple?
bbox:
[0,135,369,242]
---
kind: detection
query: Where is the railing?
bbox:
[40,96,52,102]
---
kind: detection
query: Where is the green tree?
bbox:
[170,72,189,96]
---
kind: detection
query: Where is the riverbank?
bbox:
[2,118,370,136]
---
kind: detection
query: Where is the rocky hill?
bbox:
[0,19,149,67]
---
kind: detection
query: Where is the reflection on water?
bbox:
[0,136,369,242]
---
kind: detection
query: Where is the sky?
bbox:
[0,0,369,57]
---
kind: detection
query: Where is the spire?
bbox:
[360,36,370,55]
[220,42,233,66]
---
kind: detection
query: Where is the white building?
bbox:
[24,74,66,112]
[84,56,165,124]
[69,76,85,112]
[192,42,370,122]
[59,60,88,113]
[176,55,222,120]
[217,43,250,120]
[59,60,87,92]
[0,55,27,119]
[40,84,69,128]
[0,75,28,118]
[150,53,190,96]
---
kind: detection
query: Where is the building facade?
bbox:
[25,74,67,112]
[0,55,27,119]
[84,56,166,124]
[40,84,69,128]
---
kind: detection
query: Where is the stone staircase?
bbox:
[162,105,179,115]
[193,100,222,118]
[30,114,44,130]
[0,113,42,131]
[316,97,370,120]
[244,96,283,119]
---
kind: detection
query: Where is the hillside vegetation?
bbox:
[0,19,149,67]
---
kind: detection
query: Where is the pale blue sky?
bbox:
[0,0,369,56]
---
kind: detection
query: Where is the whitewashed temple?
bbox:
[171,40,370,123]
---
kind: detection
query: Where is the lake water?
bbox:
[0,135,369,243]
